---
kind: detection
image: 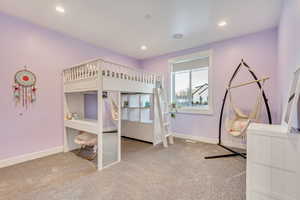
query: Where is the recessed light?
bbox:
[173,33,184,39]
[218,21,227,27]
[144,14,152,20]
[56,6,65,13]
[140,45,147,50]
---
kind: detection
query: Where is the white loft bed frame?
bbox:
[63,58,159,93]
[63,58,164,171]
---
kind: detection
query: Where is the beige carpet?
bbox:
[0,138,246,200]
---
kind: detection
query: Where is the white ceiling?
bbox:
[0,0,282,59]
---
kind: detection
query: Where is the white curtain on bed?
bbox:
[103,94,118,132]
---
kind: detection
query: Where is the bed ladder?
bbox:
[154,87,174,148]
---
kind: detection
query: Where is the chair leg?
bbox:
[87,145,97,161]
[76,146,84,155]
[93,145,97,153]
[87,153,97,161]
[162,136,168,148]
[168,136,174,145]
[75,145,98,161]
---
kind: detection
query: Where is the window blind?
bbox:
[172,57,209,72]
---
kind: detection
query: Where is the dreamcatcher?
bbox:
[13,66,37,108]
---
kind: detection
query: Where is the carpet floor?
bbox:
[0,138,246,200]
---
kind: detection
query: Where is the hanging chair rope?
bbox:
[249,80,265,120]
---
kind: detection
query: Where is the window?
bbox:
[170,50,213,114]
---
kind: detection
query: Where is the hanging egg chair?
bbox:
[225,77,267,137]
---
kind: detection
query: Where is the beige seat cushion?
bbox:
[226,119,250,137]
[74,132,97,146]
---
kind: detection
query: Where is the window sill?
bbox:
[176,108,214,115]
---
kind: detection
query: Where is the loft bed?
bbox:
[62,58,165,171]
[63,58,159,93]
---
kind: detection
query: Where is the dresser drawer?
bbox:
[248,163,271,194]
[270,137,298,171]
[247,134,271,165]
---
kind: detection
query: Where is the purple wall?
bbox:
[278,0,300,119]
[84,94,98,119]
[0,12,139,160]
[141,29,279,141]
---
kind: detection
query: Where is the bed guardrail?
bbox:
[63,59,161,85]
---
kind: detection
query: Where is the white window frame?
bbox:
[169,50,214,115]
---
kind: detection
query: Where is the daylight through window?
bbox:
[170,52,212,114]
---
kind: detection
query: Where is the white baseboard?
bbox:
[172,132,246,149]
[0,146,63,169]
[172,132,218,144]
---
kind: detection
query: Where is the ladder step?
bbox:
[155,87,174,148]
[163,122,170,126]
[165,133,172,137]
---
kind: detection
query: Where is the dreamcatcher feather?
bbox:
[13,66,37,108]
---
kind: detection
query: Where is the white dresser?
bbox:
[247,123,300,200]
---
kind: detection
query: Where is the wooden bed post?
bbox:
[97,62,104,171]
[63,75,69,153]
[117,91,122,162]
